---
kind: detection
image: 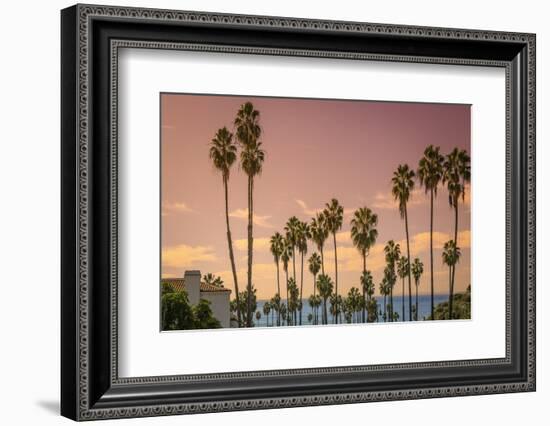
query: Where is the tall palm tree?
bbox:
[235,102,265,327]
[280,237,292,315]
[384,240,401,322]
[442,240,461,319]
[324,199,344,323]
[392,164,415,321]
[310,213,329,274]
[308,252,321,300]
[296,221,311,325]
[418,145,445,320]
[269,232,284,325]
[443,148,471,319]
[361,270,375,322]
[209,126,242,326]
[317,274,333,325]
[411,258,424,320]
[379,280,390,322]
[350,207,379,323]
[284,216,301,287]
[397,256,409,322]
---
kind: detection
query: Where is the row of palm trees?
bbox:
[209,101,470,327]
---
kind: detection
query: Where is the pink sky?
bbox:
[161,94,471,300]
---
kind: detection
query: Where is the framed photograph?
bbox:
[61,4,536,421]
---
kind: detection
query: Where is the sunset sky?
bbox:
[161,94,471,300]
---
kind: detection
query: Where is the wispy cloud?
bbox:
[162,244,217,268]
[162,201,194,217]
[229,208,273,228]
[371,188,427,210]
[234,237,270,252]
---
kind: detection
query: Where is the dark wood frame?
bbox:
[61,4,536,421]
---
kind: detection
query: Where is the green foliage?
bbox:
[161,291,195,331]
[428,286,471,320]
[161,288,222,331]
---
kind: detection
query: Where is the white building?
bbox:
[162,270,231,328]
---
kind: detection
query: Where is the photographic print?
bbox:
[160,94,471,331]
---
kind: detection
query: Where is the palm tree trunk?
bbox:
[430,188,435,320]
[333,232,339,324]
[276,262,281,326]
[383,295,387,322]
[448,266,452,320]
[313,273,317,325]
[450,202,458,320]
[362,254,366,323]
[415,279,419,321]
[390,287,394,322]
[323,299,328,325]
[246,177,254,327]
[401,276,405,322]
[320,245,325,275]
[223,176,241,327]
[405,204,412,321]
[299,252,304,325]
[285,268,289,325]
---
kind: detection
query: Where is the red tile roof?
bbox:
[161,278,231,293]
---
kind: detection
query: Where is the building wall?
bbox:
[202,292,231,328]
[184,270,201,305]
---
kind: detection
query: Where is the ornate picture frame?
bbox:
[61,4,535,421]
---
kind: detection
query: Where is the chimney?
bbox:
[184,270,201,305]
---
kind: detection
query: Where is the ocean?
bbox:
[252,294,451,327]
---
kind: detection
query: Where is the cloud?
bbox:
[162,244,217,268]
[162,202,194,216]
[234,237,270,252]
[295,199,319,216]
[229,208,273,228]
[371,188,426,210]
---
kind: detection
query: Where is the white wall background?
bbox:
[0,0,546,424]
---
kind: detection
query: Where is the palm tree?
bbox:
[287,278,299,325]
[270,293,281,327]
[255,310,262,327]
[235,102,265,327]
[397,256,409,322]
[361,271,375,322]
[308,253,321,323]
[443,148,471,319]
[310,213,329,274]
[442,240,461,319]
[280,237,292,314]
[317,274,333,325]
[263,302,271,327]
[269,232,284,325]
[379,280,390,322]
[418,145,445,320]
[284,216,301,286]
[350,207,379,322]
[324,199,344,323]
[347,287,362,323]
[392,164,415,321]
[280,303,287,326]
[296,221,311,325]
[384,240,400,322]
[203,273,224,288]
[411,258,424,320]
[209,126,242,326]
